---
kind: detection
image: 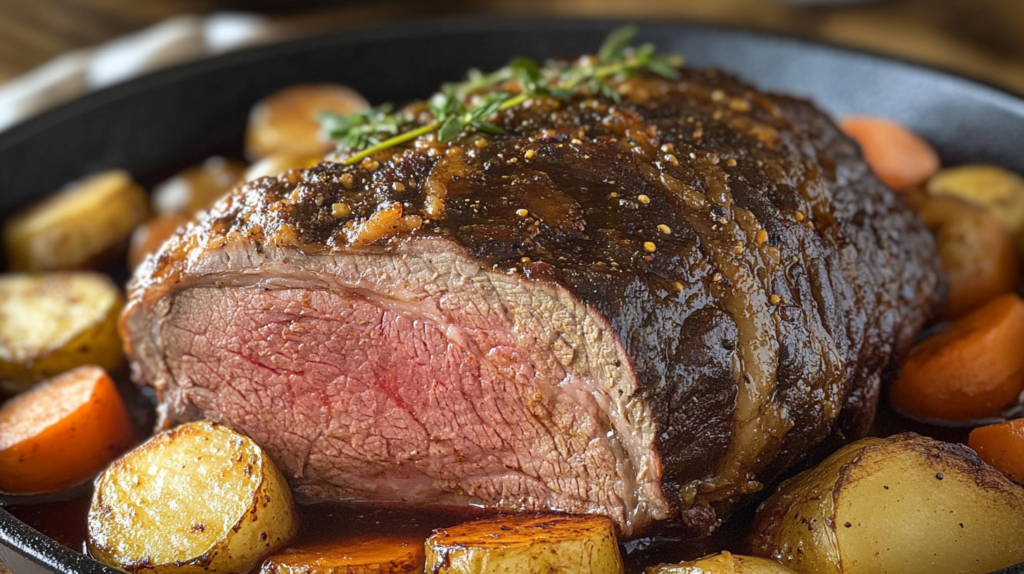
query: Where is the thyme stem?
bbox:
[342,122,439,166]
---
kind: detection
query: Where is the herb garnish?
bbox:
[319,25,683,166]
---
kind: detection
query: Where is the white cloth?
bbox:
[0,12,278,133]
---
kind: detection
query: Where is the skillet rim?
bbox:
[0,15,1022,574]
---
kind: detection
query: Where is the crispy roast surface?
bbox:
[123,68,942,536]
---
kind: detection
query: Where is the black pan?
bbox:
[0,17,1023,574]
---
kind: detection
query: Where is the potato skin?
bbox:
[907,193,1019,319]
[646,552,798,573]
[0,272,125,395]
[88,420,297,574]
[4,170,149,271]
[750,433,1024,574]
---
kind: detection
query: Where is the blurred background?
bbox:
[2,0,1023,130]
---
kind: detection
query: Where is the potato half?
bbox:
[425,514,623,574]
[245,83,369,160]
[647,552,797,574]
[927,164,1024,237]
[0,272,124,395]
[152,157,246,216]
[750,433,1024,574]
[907,192,1019,319]
[88,420,297,574]
[4,170,149,271]
[260,535,426,574]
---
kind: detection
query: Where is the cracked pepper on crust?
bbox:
[121,67,943,537]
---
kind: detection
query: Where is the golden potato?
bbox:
[246,83,369,160]
[128,214,190,270]
[244,155,320,182]
[4,170,149,271]
[750,433,1024,574]
[425,514,622,574]
[0,273,124,395]
[908,193,1019,319]
[928,164,1024,236]
[152,157,246,216]
[647,552,797,574]
[259,535,426,574]
[88,420,297,574]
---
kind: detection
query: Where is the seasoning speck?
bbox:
[658,224,671,235]
[936,473,944,480]
[610,192,620,199]
[795,211,806,222]
[525,149,537,160]
[521,257,531,263]
[727,158,737,167]
[643,241,657,253]
[571,138,583,145]
[393,182,406,192]
[770,294,781,305]
[711,89,726,102]
[516,209,529,217]
[638,194,651,205]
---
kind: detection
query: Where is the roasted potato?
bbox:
[0,273,124,395]
[245,83,369,160]
[4,170,149,271]
[260,536,426,574]
[244,155,321,182]
[647,552,797,574]
[928,164,1024,237]
[128,214,190,270]
[908,193,1019,319]
[425,514,623,574]
[88,420,297,574]
[152,157,246,216]
[750,433,1024,574]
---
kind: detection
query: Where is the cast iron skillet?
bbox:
[0,17,1023,574]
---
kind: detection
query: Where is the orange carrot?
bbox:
[890,294,1024,422]
[969,418,1024,483]
[0,366,134,494]
[839,116,940,192]
[261,535,426,574]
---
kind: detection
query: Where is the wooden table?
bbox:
[2,0,1024,94]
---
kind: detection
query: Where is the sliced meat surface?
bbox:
[122,68,943,537]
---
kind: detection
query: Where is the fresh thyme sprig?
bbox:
[322,25,683,166]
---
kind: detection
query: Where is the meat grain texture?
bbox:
[122,68,943,537]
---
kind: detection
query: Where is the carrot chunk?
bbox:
[969,419,1024,483]
[0,366,134,494]
[839,116,940,191]
[890,294,1024,422]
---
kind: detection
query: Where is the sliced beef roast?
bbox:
[122,68,943,537]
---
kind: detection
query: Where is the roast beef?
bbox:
[121,68,943,537]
